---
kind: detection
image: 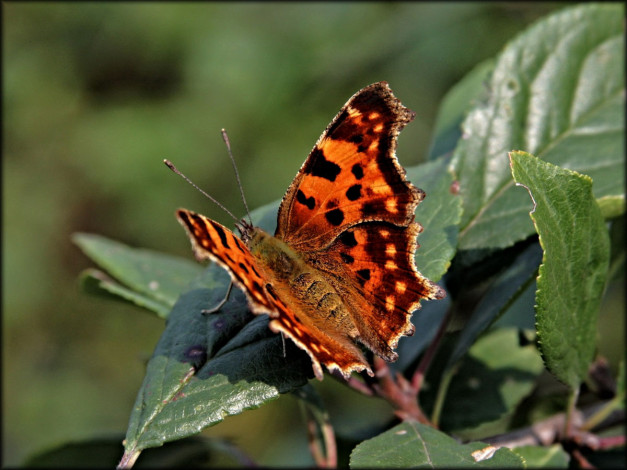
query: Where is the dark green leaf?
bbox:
[510,151,610,389]
[393,293,450,373]
[349,421,524,468]
[447,243,542,368]
[122,287,311,458]
[25,436,124,468]
[436,328,544,434]
[454,3,624,251]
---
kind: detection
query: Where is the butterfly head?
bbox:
[235,218,256,245]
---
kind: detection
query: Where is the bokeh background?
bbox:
[4,2,591,466]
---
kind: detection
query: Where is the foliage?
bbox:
[63,3,624,468]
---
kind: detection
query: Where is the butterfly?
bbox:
[176,81,445,380]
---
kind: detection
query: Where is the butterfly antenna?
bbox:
[164,159,240,224]
[221,129,253,226]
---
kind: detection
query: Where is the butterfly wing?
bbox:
[177,209,274,310]
[176,82,444,380]
[274,81,444,364]
[275,81,420,251]
[176,209,371,379]
[307,222,445,361]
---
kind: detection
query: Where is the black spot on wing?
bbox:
[340,253,354,264]
[296,189,316,210]
[351,164,364,180]
[356,269,371,287]
[346,184,362,201]
[325,208,344,226]
[233,237,247,254]
[361,202,378,218]
[303,148,341,182]
[338,230,358,248]
[251,265,262,279]
[266,284,278,301]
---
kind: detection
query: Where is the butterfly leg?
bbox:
[280,332,287,358]
[202,281,233,314]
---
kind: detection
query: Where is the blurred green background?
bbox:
[4,2,577,466]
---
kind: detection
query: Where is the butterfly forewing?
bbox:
[176,209,274,311]
[176,209,372,380]
[276,82,421,251]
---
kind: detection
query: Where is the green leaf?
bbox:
[447,243,542,369]
[453,3,625,251]
[511,445,570,468]
[510,151,610,389]
[597,195,625,220]
[349,421,524,468]
[435,328,544,434]
[73,233,203,318]
[122,287,311,459]
[407,154,463,282]
[78,268,173,318]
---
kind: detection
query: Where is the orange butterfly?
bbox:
[176,82,445,380]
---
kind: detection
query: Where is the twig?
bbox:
[333,370,376,396]
[571,448,596,469]
[480,400,624,449]
[372,357,431,425]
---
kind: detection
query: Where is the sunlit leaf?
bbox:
[349,421,523,468]
[454,4,624,251]
[510,151,610,389]
[122,288,311,459]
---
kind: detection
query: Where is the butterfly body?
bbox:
[246,225,352,324]
[176,82,445,380]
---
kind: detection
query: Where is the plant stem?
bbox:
[430,362,458,428]
[117,449,140,469]
[581,389,626,432]
[564,386,580,438]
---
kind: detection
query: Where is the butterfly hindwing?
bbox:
[309,222,445,359]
